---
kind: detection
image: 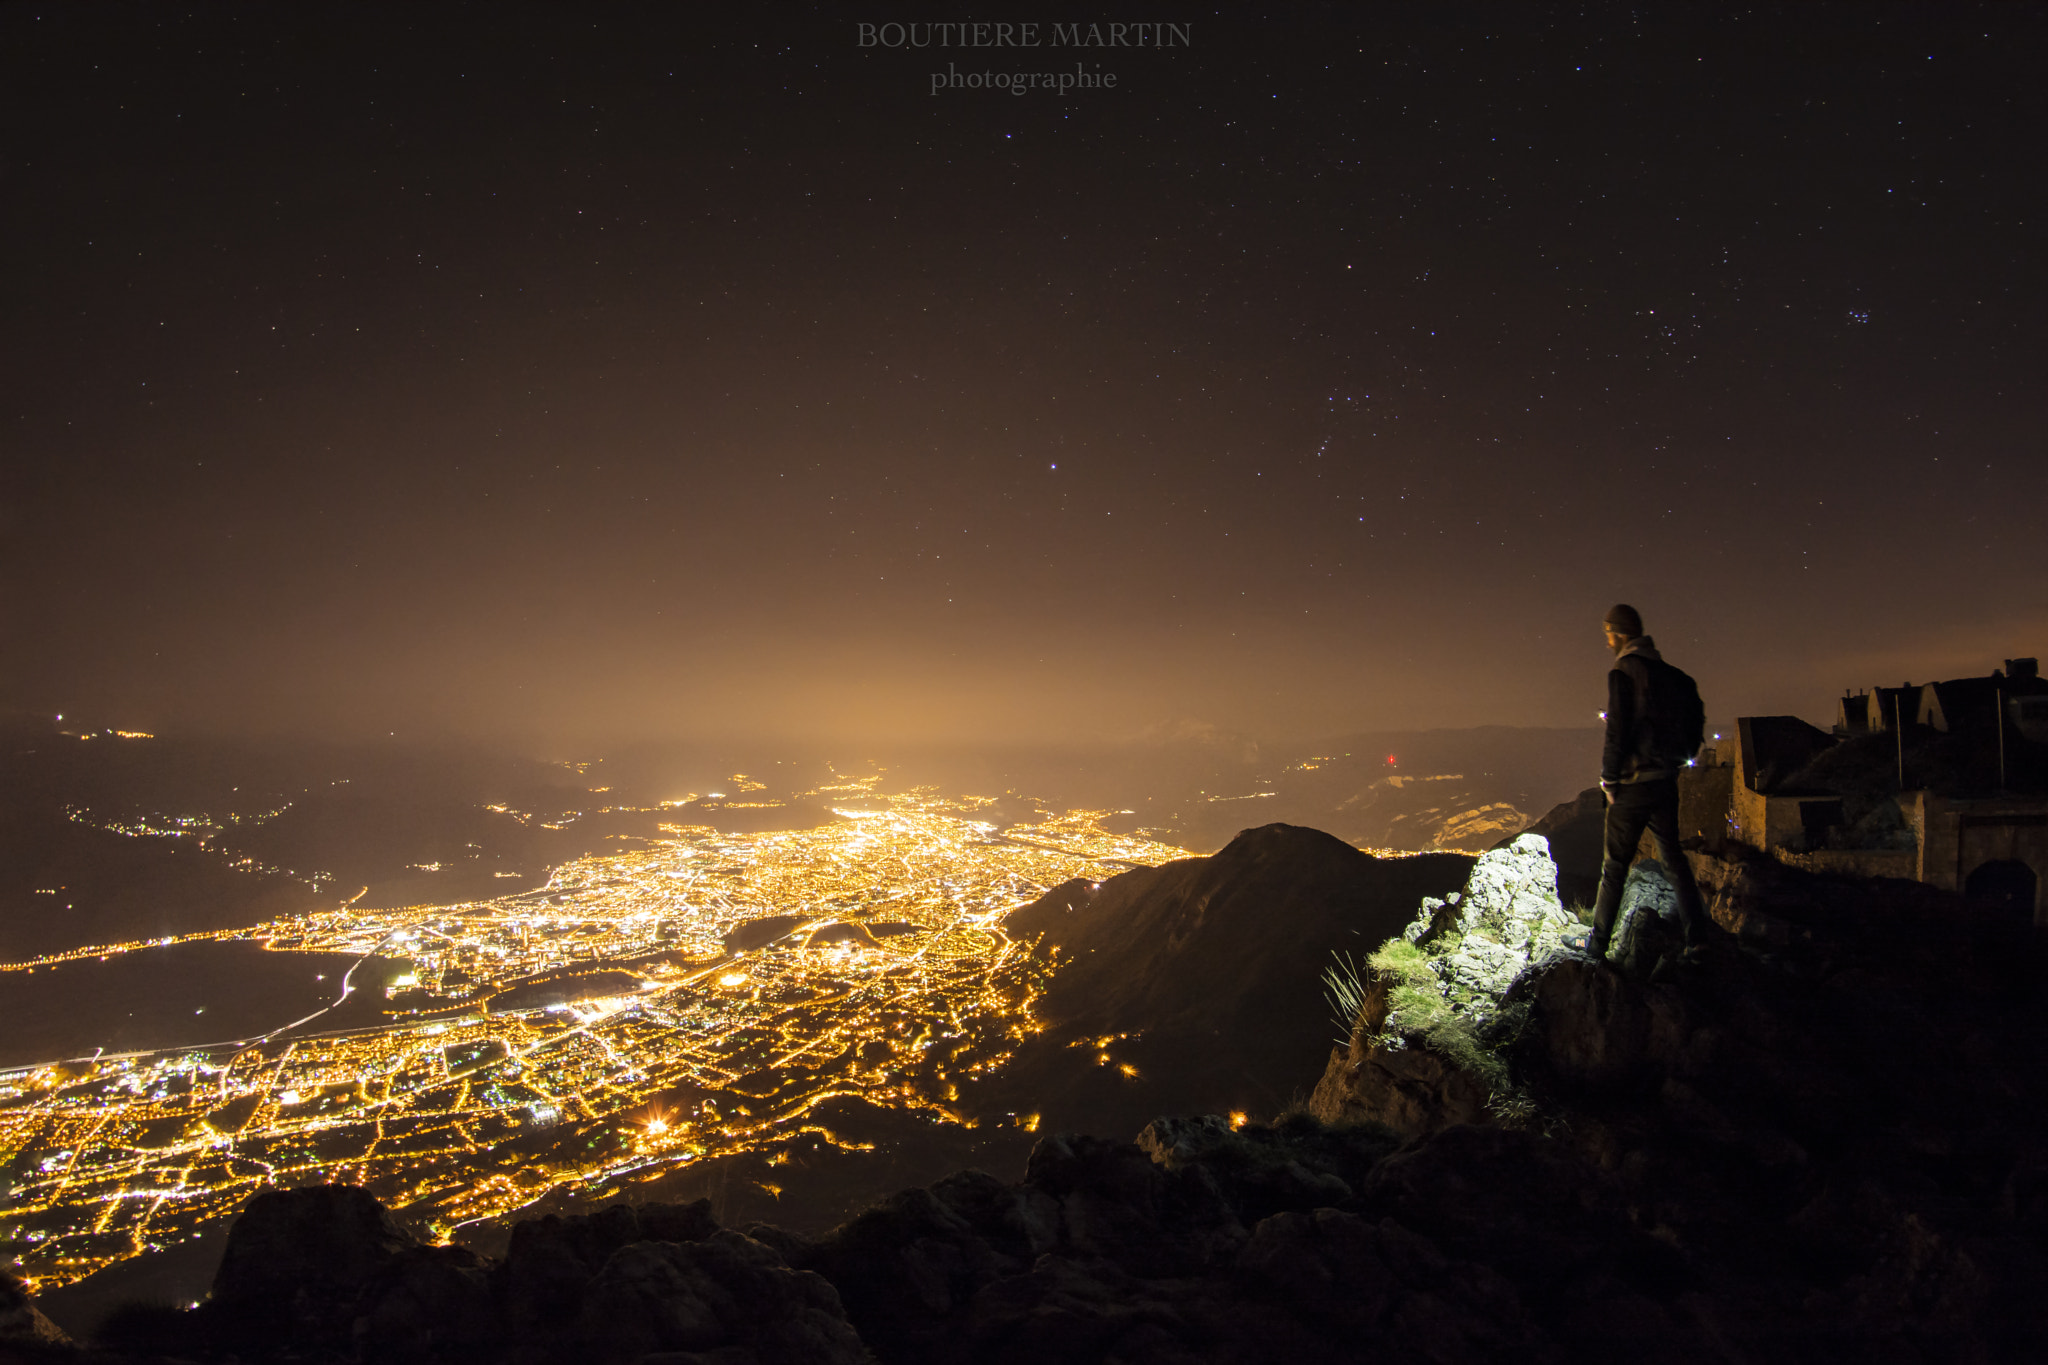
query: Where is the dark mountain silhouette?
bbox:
[996,825,1469,1135]
[0,803,321,960]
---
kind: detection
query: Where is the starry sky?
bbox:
[3,4,2043,749]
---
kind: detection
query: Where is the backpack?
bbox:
[1642,658,1707,764]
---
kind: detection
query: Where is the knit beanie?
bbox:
[1603,603,1643,636]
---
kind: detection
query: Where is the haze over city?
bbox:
[5,5,2041,751]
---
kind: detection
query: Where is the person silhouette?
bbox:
[1568,603,1714,959]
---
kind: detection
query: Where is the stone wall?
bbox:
[1771,847,1917,880]
[1911,791,2048,922]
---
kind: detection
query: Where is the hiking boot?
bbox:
[1561,931,1609,959]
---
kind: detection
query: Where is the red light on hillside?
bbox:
[1386,754,1398,765]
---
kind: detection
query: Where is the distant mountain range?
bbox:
[0,721,1597,961]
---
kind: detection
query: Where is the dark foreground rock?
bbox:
[12,840,2048,1364]
[1307,842,2048,1362]
[1,1271,71,1352]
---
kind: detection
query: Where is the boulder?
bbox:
[575,1229,866,1365]
[500,1198,719,1330]
[1309,1035,1496,1138]
[1607,861,1690,977]
[1392,833,1578,1023]
[1022,1132,1246,1276]
[355,1243,495,1360]
[208,1183,418,1340]
[807,1183,1009,1353]
[1441,834,1581,957]
[1527,957,1694,1089]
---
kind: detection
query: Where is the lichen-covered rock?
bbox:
[1396,832,1579,1019]
[1445,834,1580,951]
[1440,935,1527,1001]
[1313,833,1711,1139]
[1311,834,1578,1136]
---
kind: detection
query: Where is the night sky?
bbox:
[4,4,2042,750]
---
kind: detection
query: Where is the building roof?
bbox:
[1921,672,2048,734]
[1866,685,1917,732]
[1737,715,1839,794]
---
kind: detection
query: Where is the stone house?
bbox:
[1719,658,2048,923]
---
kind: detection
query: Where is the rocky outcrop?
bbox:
[73,1188,855,1365]
[1311,833,1707,1136]
[794,1119,1557,1365]
[1513,785,1605,905]
[1311,833,1583,1135]
[1,1271,71,1349]
[14,826,2048,1364]
[205,1184,419,1342]
[1400,833,1581,1004]
[1307,968,1497,1137]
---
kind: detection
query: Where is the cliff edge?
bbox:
[12,831,2048,1364]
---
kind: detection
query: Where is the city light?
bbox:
[0,779,1188,1288]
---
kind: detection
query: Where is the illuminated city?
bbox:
[0,776,1190,1291]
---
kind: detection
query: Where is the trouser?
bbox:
[1589,777,1709,948]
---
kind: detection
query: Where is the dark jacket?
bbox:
[1601,636,1676,785]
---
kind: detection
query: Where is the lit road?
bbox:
[0,778,1187,1291]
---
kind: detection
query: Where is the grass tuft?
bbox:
[1320,950,1372,1045]
[1362,932,1514,1091]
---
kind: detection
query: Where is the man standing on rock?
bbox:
[1572,603,1714,959]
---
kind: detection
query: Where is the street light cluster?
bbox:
[0,780,1186,1290]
